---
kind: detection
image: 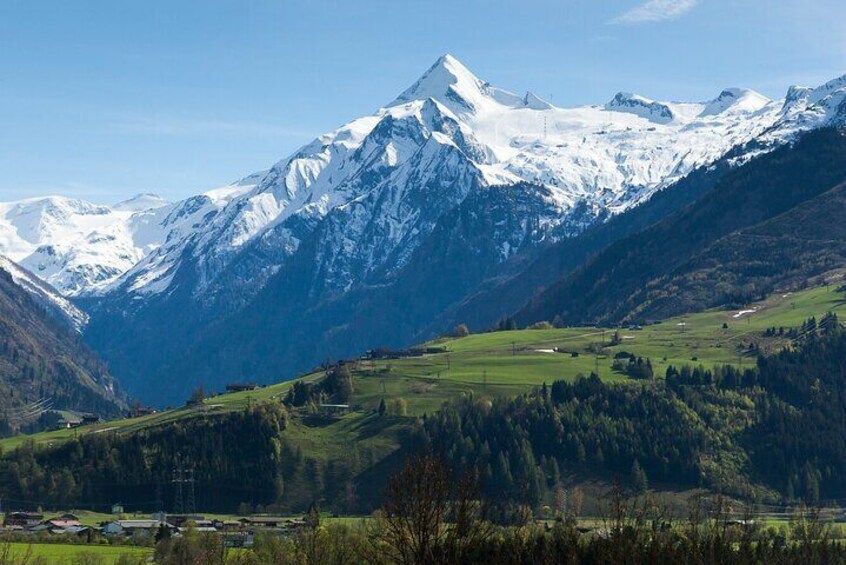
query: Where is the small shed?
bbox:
[103,519,169,536]
[239,516,284,528]
[101,522,124,536]
[56,418,82,430]
[81,413,101,425]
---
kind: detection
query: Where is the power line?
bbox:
[186,468,196,515]
[173,464,183,515]
[172,459,196,515]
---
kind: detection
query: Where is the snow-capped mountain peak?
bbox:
[113,193,170,212]
[393,54,483,111]
[605,92,675,124]
[783,85,813,109]
[777,74,846,120]
[750,73,846,152]
[97,55,790,301]
[701,88,771,116]
[392,54,527,115]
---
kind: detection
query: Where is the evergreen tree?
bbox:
[631,460,648,494]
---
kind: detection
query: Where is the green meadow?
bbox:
[3,283,844,455]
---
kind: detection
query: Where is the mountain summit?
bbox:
[700,88,771,116]
[392,54,528,115]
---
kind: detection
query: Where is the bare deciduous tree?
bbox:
[380,454,450,565]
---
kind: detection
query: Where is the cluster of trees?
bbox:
[0,403,288,512]
[471,318,558,335]
[414,324,846,507]
[748,322,846,502]
[764,313,840,341]
[378,397,408,417]
[611,353,654,379]
[285,364,354,407]
[1,454,845,564]
[664,363,758,390]
[413,376,713,514]
[450,324,471,338]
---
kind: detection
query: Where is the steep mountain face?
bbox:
[428,159,732,334]
[517,128,846,326]
[0,257,124,433]
[142,183,566,403]
[0,254,88,331]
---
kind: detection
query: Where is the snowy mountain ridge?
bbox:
[97,54,790,303]
[0,254,88,331]
[0,194,175,295]
[1,55,845,303]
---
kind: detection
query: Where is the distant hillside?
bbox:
[6,284,846,513]
[518,128,846,326]
[0,254,88,331]
[0,264,124,434]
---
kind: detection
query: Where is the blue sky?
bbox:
[1,0,845,203]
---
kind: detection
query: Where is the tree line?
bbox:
[152,454,846,564]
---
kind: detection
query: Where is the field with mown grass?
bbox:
[6,542,150,564]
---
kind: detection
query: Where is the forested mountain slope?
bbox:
[0,262,123,434]
[518,128,846,325]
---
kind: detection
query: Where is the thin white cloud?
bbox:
[611,0,700,25]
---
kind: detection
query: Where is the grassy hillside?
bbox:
[5,281,845,454]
